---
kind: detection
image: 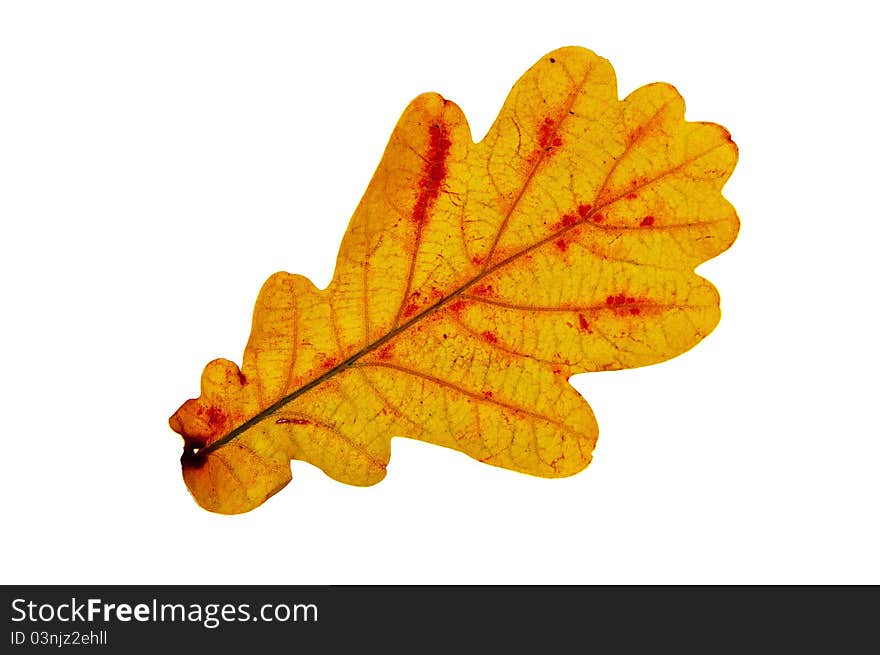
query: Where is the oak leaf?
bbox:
[169,47,739,514]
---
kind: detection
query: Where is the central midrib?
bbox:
[194,201,602,459]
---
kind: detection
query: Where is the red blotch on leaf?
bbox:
[578,313,593,333]
[402,290,422,318]
[538,116,556,149]
[471,284,494,296]
[628,124,648,146]
[555,238,569,252]
[448,299,467,315]
[553,213,578,230]
[411,123,451,226]
[604,293,647,316]
[205,406,226,430]
[640,215,655,227]
[481,331,499,344]
[275,418,310,425]
[577,203,592,218]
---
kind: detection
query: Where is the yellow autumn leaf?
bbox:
[169,46,739,514]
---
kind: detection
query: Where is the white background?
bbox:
[2,1,877,584]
